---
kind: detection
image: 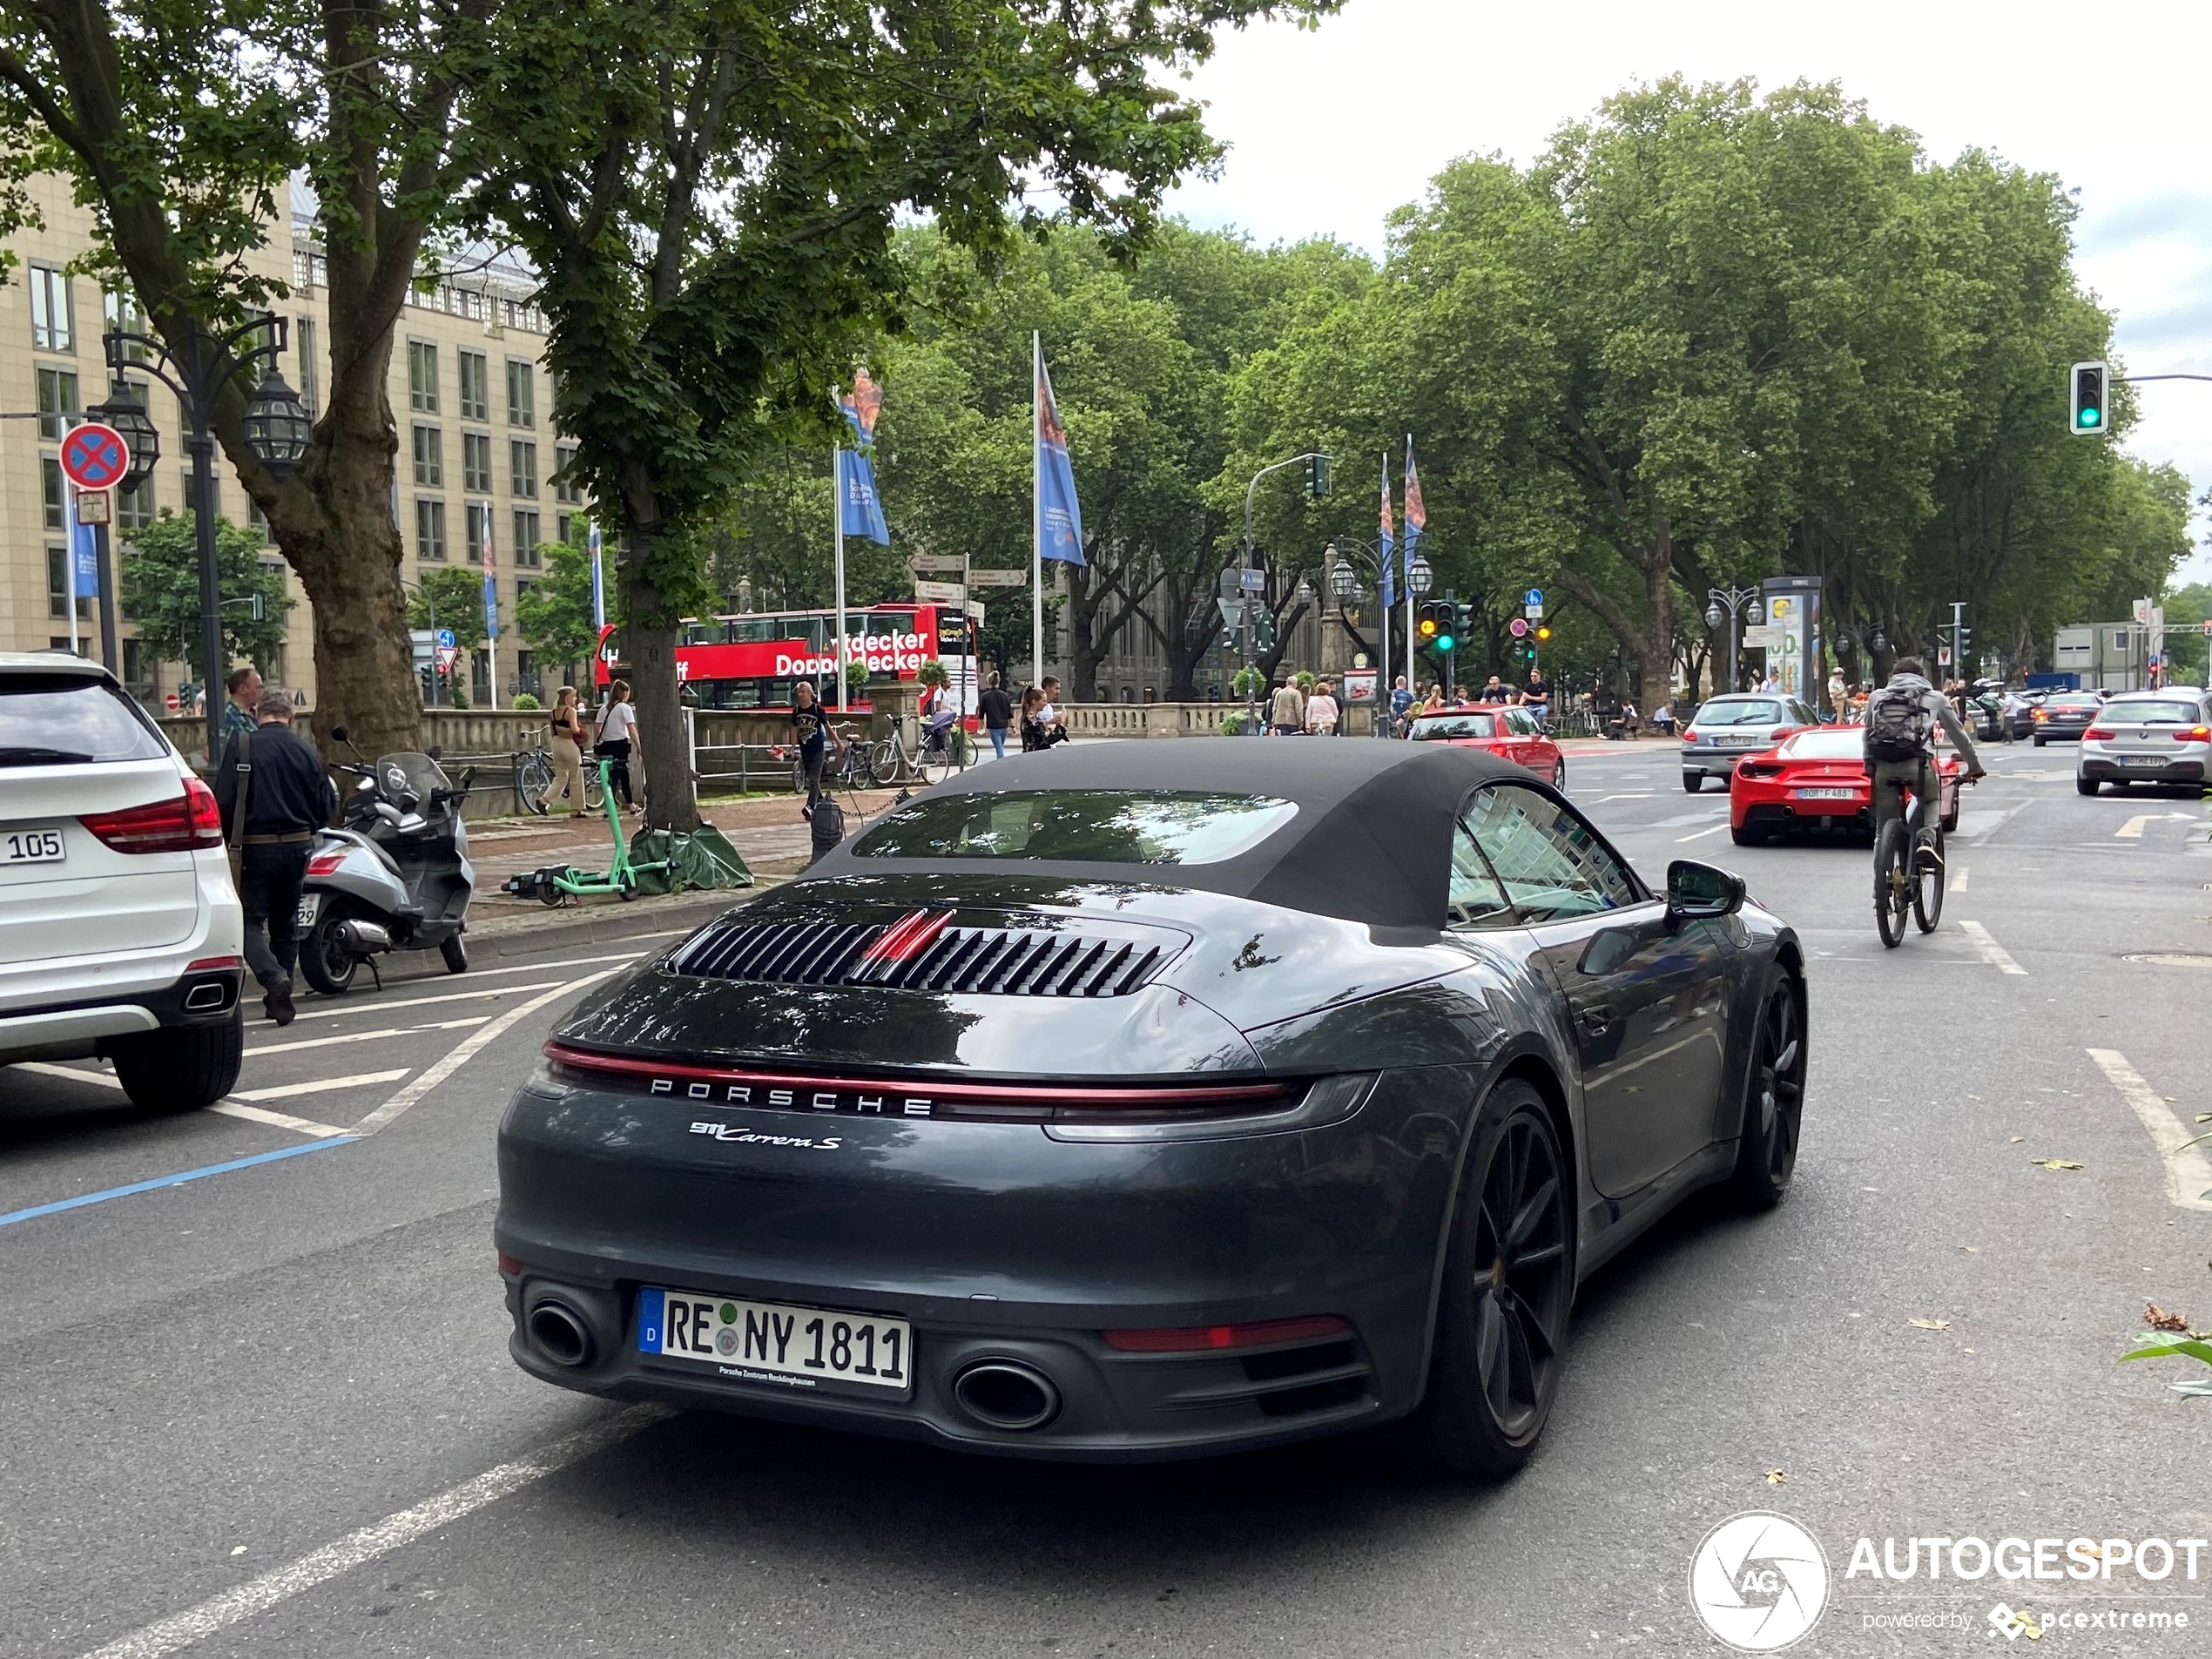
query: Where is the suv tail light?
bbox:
[79,779,224,853]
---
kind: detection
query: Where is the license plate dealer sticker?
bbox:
[3,826,65,865]
[294,894,319,927]
[1797,787,1856,799]
[637,1287,912,1395]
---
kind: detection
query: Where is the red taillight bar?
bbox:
[78,779,225,854]
[852,907,954,976]
[2083,727,2114,741]
[541,1042,1289,1109]
[186,954,244,972]
[1102,1315,1353,1353]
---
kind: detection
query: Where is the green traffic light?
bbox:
[1436,636,1454,652]
[2079,408,2101,428]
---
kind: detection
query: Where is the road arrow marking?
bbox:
[2115,812,2195,839]
[2086,1049,2212,1212]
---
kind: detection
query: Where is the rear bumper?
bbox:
[2078,752,2206,783]
[0,961,245,1062]
[494,1068,1470,1460]
[1682,745,1766,778]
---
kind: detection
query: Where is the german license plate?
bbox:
[1797,787,1856,799]
[3,826,65,865]
[637,1287,912,1395]
[294,893,320,927]
[2121,755,2168,768]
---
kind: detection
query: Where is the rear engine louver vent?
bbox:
[668,919,1169,997]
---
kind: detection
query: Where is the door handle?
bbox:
[1576,1005,1615,1039]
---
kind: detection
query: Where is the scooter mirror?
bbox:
[330,726,348,743]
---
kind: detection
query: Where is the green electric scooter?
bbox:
[502,759,671,905]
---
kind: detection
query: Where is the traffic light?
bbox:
[1534,624,1552,644]
[2070,361,2107,435]
[1418,600,1454,654]
[1254,605,1277,651]
[1303,452,1332,500]
[1454,603,1474,644]
[1955,624,1972,666]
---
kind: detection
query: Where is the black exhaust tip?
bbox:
[951,1360,1061,1431]
[528,1300,593,1368]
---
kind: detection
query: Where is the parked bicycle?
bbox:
[782,724,883,798]
[515,730,603,816]
[875,707,972,786]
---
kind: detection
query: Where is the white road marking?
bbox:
[15,1061,121,1089]
[349,970,620,1137]
[1652,808,1727,827]
[207,1103,350,1138]
[287,980,569,1023]
[246,1017,489,1057]
[1952,866,1967,893]
[73,1404,674,1659]
[1675,823,1730,843]
[382,949,644,983]
[2115,812,2195,839]
[2085,1049,2212,1212]
[1957,919,2027,975]
[1596,792,1655,802]
[231,1069,410,1103]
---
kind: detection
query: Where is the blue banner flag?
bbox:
[837,368,884,449]
[838,448,890,544]
[1035,351,1085,565]
[588,522,605,631]
[1403,440,1426,566]
[69,501,100,591]
[483,570,499,641]
[1378,455,1396,610]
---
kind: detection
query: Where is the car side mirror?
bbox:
[1665,860,1745,928]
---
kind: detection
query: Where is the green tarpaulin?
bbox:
[626,826,753,896]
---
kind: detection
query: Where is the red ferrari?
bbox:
[1408,705,1567,788]
[1730,725,1959,846]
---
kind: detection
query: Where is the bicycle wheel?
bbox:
[516,752,552,814]
[918,737,954,786]
[867,738,900,785]
[1873,819,1910,949]
[583,765,605,812]
[1912,827,1945,934]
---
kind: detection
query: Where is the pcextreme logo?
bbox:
[1689,1512,1832,1652]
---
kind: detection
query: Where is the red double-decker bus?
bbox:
[594,604,968,712]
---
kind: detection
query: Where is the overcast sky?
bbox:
[1165,0,2212,584]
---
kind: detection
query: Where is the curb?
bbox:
[463,882,781,963]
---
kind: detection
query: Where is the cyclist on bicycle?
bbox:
[1864,656,1985,860]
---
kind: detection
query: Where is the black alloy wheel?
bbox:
[1725,972,1806,1210]
[1411,1082,1573,1480]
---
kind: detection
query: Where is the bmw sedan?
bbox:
[497,741,1807,1476]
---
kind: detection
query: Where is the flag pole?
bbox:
[1031,331,1044,691]
[833,443,849,713]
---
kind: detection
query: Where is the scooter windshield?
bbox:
[375,752,452,813]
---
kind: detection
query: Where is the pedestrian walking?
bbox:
[541,686,589,815]
[221,664,263,748]
[596,678,643,813]
[1269,677,1305,736]
[790,679,838,814]
[1389,675,1413,737]
[1305,678,1340,736]
[215,690,337,1028]
[978,672,1013,760]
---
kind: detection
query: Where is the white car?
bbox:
[2074,689,2212,795]
[0,653,246,1109]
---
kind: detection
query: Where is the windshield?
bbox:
[2106,701,2201,723]
[1696,700,1786,727]
[1411,713,1499,740]
[851,789,1298,865]
[1782,730,1866,759]
[0,672,170,765]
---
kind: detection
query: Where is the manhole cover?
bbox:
[2123,953,2212,968]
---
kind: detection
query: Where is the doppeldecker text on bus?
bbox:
[773,631,934,681]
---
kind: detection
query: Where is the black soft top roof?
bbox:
[806,738,1531,930]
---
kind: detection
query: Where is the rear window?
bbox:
[1411,713,1498,740]
[0,673,170,765]
[1783,730,1865,759]
[851,789,1298,866]
[2106,701,2201,724]
[1696,700,1786,726]
[2052,693,2101,707]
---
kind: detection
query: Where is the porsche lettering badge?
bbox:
[653,1078,934,1117]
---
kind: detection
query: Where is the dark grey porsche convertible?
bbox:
[496,739,1806,1476]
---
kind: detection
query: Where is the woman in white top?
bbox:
[596,678,644,813]
[1304,680,1340,736]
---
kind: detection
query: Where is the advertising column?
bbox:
[1761,577,1822,705]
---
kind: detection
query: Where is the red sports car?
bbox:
[1730,726,1960,846]
[1408,705,1567,788]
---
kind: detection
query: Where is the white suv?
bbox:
[2074,689,2212,795]
[0,653,246,1109]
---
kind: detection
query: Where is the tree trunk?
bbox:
[620,536,699,833]
[1635,552,1674,705]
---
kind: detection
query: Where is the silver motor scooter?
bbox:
[295,732,476,995]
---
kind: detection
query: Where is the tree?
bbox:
[447,0,1334,828]
[118,511,292,684]
[516,532,604,691]
[0,0,489,762]
[407,568,489,652]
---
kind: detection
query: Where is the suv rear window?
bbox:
[0,673,171,765]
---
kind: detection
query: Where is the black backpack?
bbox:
[1865,685,1934,763]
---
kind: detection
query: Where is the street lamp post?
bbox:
[102,314,312,765]
[1703,584,1762,697]
[1326,535,1393,737]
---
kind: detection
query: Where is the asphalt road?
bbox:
[3,742,2209,1659]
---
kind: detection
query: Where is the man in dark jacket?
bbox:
[216,691,338,1026]
[977,672,1013,761]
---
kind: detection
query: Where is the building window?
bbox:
[465,502,495,564]
[506,360,535,428]
[48,545,90,617]
[513,510,541,565]
[462,431,492,494]
[36,365,79,441]
[44,457,65,529]
[118,474,156,530]
[249,498,273,542]
[509,439,537,498]
[408,340,439,412]
[556,512,576,545]
[412,424,443,487]
[104,289,151,362]
[458,350,489,421]
[124,638,146,688]
[295,316,320,417]
[415,498,447,561]
[552,443,581,504]
[30,265,73,351]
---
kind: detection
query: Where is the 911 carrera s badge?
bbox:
[689,1122,845,1150]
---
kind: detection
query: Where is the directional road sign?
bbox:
[909,555,967,575]
[1240,569,1266,593]
[1508,617,1529,638]
[968,570,1028,588]
[60,422,132,491]
[914,579,965,605]
[436,628,455,649]
[1524,588,1544,606]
